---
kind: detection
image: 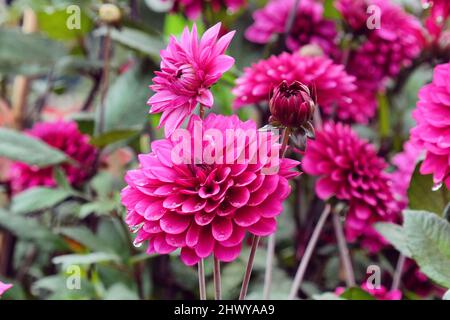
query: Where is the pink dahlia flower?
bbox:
[302,122,399,252]
[170,0,246,20]
[9,121,98,193]
[245,0,338,56]
[336,283,402,300]
[148,23,235,137]
[0,281,12,296]
[232,53,356,119]
[423,0,450,39]
[336,0,372,32]
[334,86,377,124]
[411,63,450,190]
[350,0,425,84]
[121,114,299,265]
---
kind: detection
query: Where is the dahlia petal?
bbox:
[227,186,250,208]
[160,213,191,234]
[181,247,200,266]
[186,223,201,247]
[195,228,215,258]
[316,176,338,199]
[234,206,261,227]
[248,217,277,236]
[214,242,242,262]
[212,217,233,241]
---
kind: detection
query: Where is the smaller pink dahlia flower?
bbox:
[423,0,450,39]
[149,23,235,137]
[302,122,399,252]
[336,283,402,300]
[9,121,98,193]
[350,0,425,84]
[245,0,338,56]
[0,281,13,296]
[170,0,246,20]
[336,0,372,32]
[121,114,299,265]
[411,62,450,190]
[233,53,356,120]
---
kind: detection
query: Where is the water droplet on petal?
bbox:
[432,182,443,191]
[133,239,143,248]
[130,223,144,234]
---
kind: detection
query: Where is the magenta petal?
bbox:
[186,223,200,247]
[181,247,200,266]
[195,211,216,226]
[248,218,277,236]
[227,187,250,208]
[166,232,187,247]
[144,202,166,221]
[195,229,215,258]
[212,217,233,241]
[233,206,262,227]
[153,234,177,254]
[315,177,337,200]
[221,225,246,247]
[214,242,242,262]
[160,213,191,234]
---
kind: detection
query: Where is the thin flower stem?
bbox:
[97,26,112,135]
[262,126,292,299]
[288,204,331,299]
[391,253,406,292]
[198,259,206,300]
[332,212,356,287]
[263,233,276,300]
[239,235,260,300]
[199,105,205,119]
[213,257,222,300]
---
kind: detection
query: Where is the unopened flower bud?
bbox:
[99,4,121,24]
[269,80,316,130]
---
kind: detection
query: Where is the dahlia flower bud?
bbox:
[269,81,316,131]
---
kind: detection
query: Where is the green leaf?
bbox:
[90,130,139,148]
[374,222,412,258]
[104,283,139,300]
[404,210,450,288]
[0,28,66,75]
[79,200,117,218]
[52,252,121,267]
[407,162,449,215]
[11,187,73,215]
[0,127,68,167]
[0,209,66,248]
[98,62,153,133]
[164,13,187,37]
[339,287,376,300]
[98,27,164,60]
[57,226,111,253]
[37,7,93,40]
[53,167,71,190]
[323,0,342,20]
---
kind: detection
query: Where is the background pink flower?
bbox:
[423,0,450,39]
[232,53,356,121]
[411,62,450,189]
[170,0,246,19]
[302,122,399,252]
[0,281,12,296]
[9,121,98,193]
[149,23,235,136]
[121,114,299,265]
[245,0,338,56]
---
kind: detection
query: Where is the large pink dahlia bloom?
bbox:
[245,0,337,56]
[121,114,299,265]
[9,121,98,193]
[148,23,235,137]
[302,122,398,252]
[411,62,450,189]
[232,53,356,119]
[170,0,246,20]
